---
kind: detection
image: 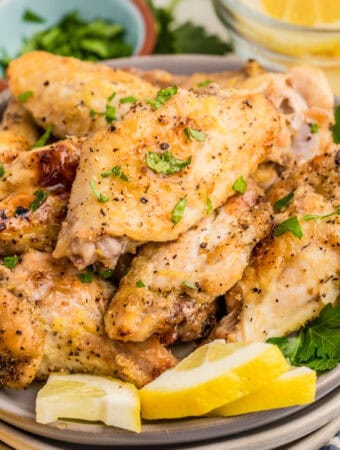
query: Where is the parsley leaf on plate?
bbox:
[332,106,340,144]
[302,207,340,221]
[90,180,109,203]
[18,90,34,103]
[171,197,187,224]
[273,216,303,239]
[3,255,19,269]
[30,190,49,212]
[184,127,206,142]
[232,176,247,194]
[146,151,191,175]
[32,125,54,149]
[147,86,178,110]
[274,190,294,213]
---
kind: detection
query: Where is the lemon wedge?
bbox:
[261,0,340,26]
[140,340,289,419]
[212,366,316,416]
[36,373,141,432]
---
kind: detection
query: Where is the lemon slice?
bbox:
[261,0,340,26]
[36,373,141,432]
[140,340,289,419]
[212,366,316,416]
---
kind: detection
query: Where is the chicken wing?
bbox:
[211,146,339,342]
[0,251,176,389]
[7,51,157,138]
[0,138,82,254]
[53,89,279,269]
[104,181,273,344]
[0,98,40,146]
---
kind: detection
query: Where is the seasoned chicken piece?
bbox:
[104,181,273,344]
[0,138,82,254]
[7,51,157,138]
[53,89,279,269]
[211,147,340,342]
[0,98,40,146]
[0,130,30,164]
[0,252,176,389]
[124,68,186,88]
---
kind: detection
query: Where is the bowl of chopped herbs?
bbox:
[0,0,157,75]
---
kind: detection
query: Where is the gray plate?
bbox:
[0,55,339,447]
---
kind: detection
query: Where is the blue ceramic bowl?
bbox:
[0,0,156,62]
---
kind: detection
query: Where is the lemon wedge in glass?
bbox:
[212,366,316,416]
[36,373,141,432]
[140,340,289,419]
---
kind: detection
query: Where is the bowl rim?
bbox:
[214,0,340,33]
[131,0,157,55]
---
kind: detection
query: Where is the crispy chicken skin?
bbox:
[0,138,82,254]
[7,51,157,138]
[0,252,176,389]
[0,98,40,146]
[53,89,279,269]
[211,147,340,342]
[104,181,273,344]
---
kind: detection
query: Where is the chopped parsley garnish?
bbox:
[197,79,212,87]
[3,255,19,269]
[18,90,34,103]
[101,166,128,181]
[146,151,191,175]
[136,280,145,288]
[29,190,49,212]
[23,9,45,23]
[108,92,116,101]
[184,127,206,142]
[0,162,4,178]
[99,270,113,279]
[183,280,195,289]
[77,272,94,283]
[90,180,109,202]
[273,216,303,239]
[232,176,247,194]
[309,123,319,134]
[146,85,178,110]
[32,124,54,149]
[274,190,294,213]
[171,197,187,224]
[332,106,340,144]
[120,96,138,104]
[206,197,213,215]
[90,109,98,118]
[105,104,117,123]
[302,207,340,221]
[268,304,340,372]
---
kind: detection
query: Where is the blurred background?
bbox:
[0,0,339,93]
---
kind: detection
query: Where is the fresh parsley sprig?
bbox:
[332,106,340,144]
[268,304,340,372]
[146,151,191,175]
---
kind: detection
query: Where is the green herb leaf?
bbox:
[332,106,340,144]
[101,166,128,181]
[146,151,191,175]
[197,79,212,87]
[99,270,113,279]
[90,180,109,202]
[232,176,247,194]
[32,124,54,149]
[268,304,340,372]
[146,86,178,110]
[171,197,186,224]
[18,90,34,103]
[309,123,319,134]
[3,255,19,269]
[23,9,45,23]
[274,190,295,213]
[105,104,117,123]
[120,96,138,104]
[302,207,340,221]
[206,197,213,215]
[136,280,145,288]
[183,280,196,289]
[108,92,116,101]
[0,162,4,178]
[30,190,49,212]
[77,272,94,283]
[184,127,206,142]
[273,216,303,239]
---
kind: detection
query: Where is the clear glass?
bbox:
[213,0,340,95]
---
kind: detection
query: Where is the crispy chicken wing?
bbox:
[7,51,157,138]
[0,98,40,146]
[0,252,176,389]
[211,147,340,342]
[104,181,273,344]
[53,89,279,269]
[0,138,82,254]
